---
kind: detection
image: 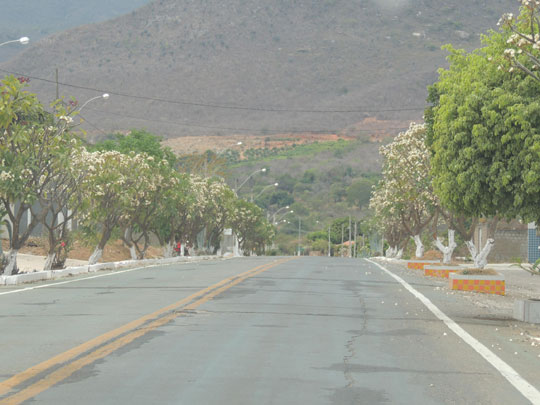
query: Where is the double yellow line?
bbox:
[0,257,293,404]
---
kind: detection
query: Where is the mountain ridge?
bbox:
[0,0,516,140]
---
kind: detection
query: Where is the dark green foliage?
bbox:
[346,178,373,207]
[427,32,540,223]
[92,129,177,167]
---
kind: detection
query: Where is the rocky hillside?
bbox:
[0,0,516,140]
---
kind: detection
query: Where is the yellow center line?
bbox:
[0,258,293,403]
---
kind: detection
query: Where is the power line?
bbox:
[0,68,428,114]
[81,105,410,134]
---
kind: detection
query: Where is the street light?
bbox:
[274,209,293,224]
[235,168,267,192]
[271,205,290,224]
[253,182,278,201]
[0,37,29,47]
[78,93,110,113]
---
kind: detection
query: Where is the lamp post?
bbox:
[78,93,110,113]
[0,37,29,47]
[235,168,266,193]
[271,206,290,224]
[252,182,278,202]
[298,216,302,256]
[274,210,293,225]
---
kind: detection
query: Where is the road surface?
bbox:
[0,257,539,404]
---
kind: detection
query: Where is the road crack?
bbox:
[343,289,368,388]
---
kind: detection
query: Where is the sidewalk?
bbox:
[377,257,540,313]
[15,254,88,273]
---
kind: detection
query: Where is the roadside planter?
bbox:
[407,260,440,270]
[449,272,505,295]
[513,299,540,324]
[424,265,461,279]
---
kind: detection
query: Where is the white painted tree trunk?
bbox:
[129,245,137,260]
[163,241,173,258]
[465,239,494,269]
[88,247,103,265]
[43,252,56,271]
[434,229,457,264]
[3,250,18,275]
[395,248,404,259]
[385,246,395,258]
[413,235,424,258]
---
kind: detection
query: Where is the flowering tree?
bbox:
[76,149,152,264]
[369,183,409,259]
[376,123,437,258]
[119,155,176,259]
[201,178,236,253]
[41,142,88,270]
[230,199,274,255]
[151,172,195,257]
[0,76,78,274]
[499,1,540,81]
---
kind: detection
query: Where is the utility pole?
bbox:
[341,224,344,257]
[298,217,301,256]
[354,221,357,258]
[328,226,331,257]
[348,216,352,258]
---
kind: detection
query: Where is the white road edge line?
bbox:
[365,258,540,405]
[0,264,160,297]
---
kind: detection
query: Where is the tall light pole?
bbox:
[328,226,331,257]
[78,93,110,113]
[235,168,266,193]
[271,205,289,223]
[0,37,29,48]
[273,208,293,224]
[298,217,302,256]
[252,182,278,202]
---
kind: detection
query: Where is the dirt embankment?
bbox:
[162,118,407,156]
[1,238,163,262]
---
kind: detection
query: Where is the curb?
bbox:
[0,255,225,286]
[449,272,506,295]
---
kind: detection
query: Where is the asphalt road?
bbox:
[0,257,539,404]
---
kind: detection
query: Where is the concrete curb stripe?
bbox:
[0,256,232,296]
[365,258,540,405]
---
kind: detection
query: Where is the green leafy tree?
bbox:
[426,31,540,266]
[76,149,155,264]
[230,199,274,255]
[0,76,78,274]
[151,172,195,257]
[346,179,373,208]
[94,129,176,167]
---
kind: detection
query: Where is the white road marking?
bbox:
[0,265,159,297]
[366,258,540,405]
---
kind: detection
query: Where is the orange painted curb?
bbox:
[449,275,505,295]
[407,260,440,270]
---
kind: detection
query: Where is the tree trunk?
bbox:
[434,229,457,264]
[413,235,424,258]
[88,247,103,265]
[129,245,137,260]
[396,248,404,259]
[465,239,494,269]
[43,252,56,271]
[3,249,18,275]
[163,241,173,258]
[89,227,112,265]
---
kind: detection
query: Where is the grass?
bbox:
[231,139,355,167]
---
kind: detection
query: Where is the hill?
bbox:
[0,1,151,63]
[0,0,517,140]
